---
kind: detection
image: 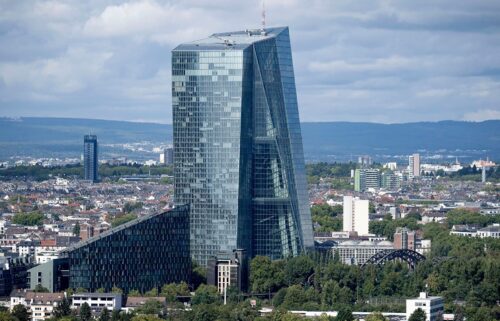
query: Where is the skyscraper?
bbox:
[172,27,313,265]
[83,135,98,182]
[408,153,420,179]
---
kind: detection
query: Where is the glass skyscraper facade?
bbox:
[61,205,190,293]
[172,27,313,265]
[83,135,98,182]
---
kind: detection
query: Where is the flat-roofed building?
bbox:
[406,292,444,321]
[72,293,122,312]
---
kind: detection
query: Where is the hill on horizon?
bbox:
[0,117,498,162]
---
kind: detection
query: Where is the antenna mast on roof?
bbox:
[261,0,266,31]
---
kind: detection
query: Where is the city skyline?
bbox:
[1,1,499,123]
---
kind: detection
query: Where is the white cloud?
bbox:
[0,47,113,95]
[0,0,499,122]
[462,109,500,121]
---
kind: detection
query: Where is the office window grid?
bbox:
[173,27,313,265]
[65,206,190,293]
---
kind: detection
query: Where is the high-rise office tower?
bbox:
[408,153,420,179]
[343,196,369,236]
[172,27,313,265]
[83,135,98,182]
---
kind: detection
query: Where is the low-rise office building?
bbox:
[72,293,122,312]
[406,292,444,321]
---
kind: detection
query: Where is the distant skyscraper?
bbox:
[83,135,98,182]
[343,196,369,235]
[408,153,420,179]
[172,27,313,265]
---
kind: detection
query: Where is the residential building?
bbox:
[416,239,432,255]
[393,227,416,250]
[389,207,400,220]
[406,292,444,321]
[333,240,394,265]
[408,153,421,179]
[450,224,480,237]
[477,224,500,238]
[83,135,98,182]
[61,206,190,293]
[10,290,65,321]
[72,293,122,312]
[207,249,248,294]
[381,171,400,191]
[354,168,381,192]
[172,27,313,265]
[159,148,174,165]
[343,196,369,235]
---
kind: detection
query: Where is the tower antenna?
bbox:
[261,0,266,31]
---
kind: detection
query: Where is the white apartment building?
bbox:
[10,291,65,321]
[72,293,122,312]
[406,292,444,321]
[408,153,421,179]
[343,196,369,236]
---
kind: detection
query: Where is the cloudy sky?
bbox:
[0,0,499,123]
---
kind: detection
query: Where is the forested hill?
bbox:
[0,117,498,162]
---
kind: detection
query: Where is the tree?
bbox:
[79,302,92,321]
[250,256,285,293]
[335,306,354,321]
[111,286,123,294]
[144,288,158,297]
[34,284,49,292]
[110,310,121,321]
[12,212,45,226]
[366,312,388,321]
[281,285,307,310]
[131,316,163,321]
[0,312,17,321]
[160,282,190,302]
[128,289,141,297]
[54,297,72,318]
[96,288,105,293]
[136,299,164,315]
[99,308,109,321]
[284,255,315,285]
[191,285,220,305]
[73,222,81,237]
[408,308,426,321]
[11,305,29,321]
